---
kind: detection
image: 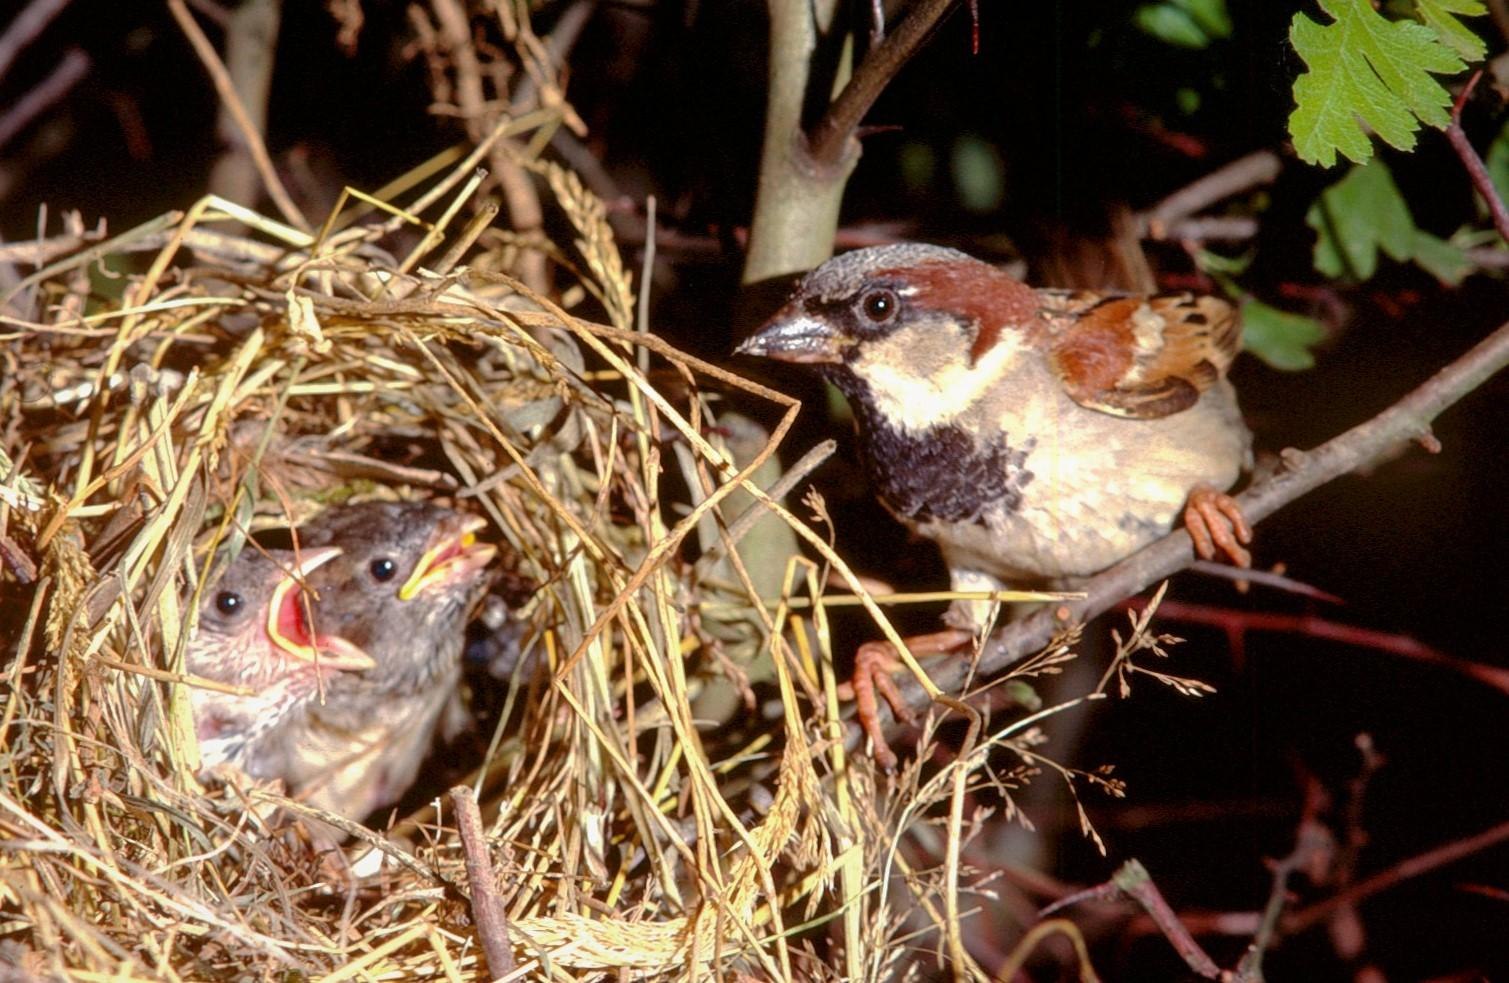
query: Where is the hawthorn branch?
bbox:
[807,0,960,167]
[887,315,1509,721]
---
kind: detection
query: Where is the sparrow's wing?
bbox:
[1038,290,1241,420]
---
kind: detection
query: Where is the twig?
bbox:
[808,0,961,167]
[0,46,88,151]
[1233,783,1332,981]
[1137,598,1509,697]
[1283,818,1509,936]
[0,0,71,85]
[1139,150,1281,238]
[1447,71,1509,244]
[1047,860,1221,979]
[892,315,1509,718]
[167,0,308,231]
[449,786,516,980]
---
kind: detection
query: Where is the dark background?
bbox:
[3,1,1507,977]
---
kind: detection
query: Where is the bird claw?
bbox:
[847,630,975,772]
[851,641,909,772]
[1184,485,1253,568]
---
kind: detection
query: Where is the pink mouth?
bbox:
[266,549,376,672]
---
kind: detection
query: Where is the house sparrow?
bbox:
[736,243,1252,768]
[187,546,375,775]
[280,501,497,822]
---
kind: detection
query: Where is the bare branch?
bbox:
[808,0,961,167]
[450,785,516,980]
[1447,71,1509,245]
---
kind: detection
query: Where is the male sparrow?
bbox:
[286,501,498,822]
[736,243,1253,768]
[187,547,375,776]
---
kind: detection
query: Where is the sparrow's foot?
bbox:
[843,629,974,772]
[1184,485,1253,568]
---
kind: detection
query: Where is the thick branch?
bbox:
[891,318,1509,718]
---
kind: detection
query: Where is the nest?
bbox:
[0,145,1046,980]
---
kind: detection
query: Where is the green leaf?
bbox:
[1415,0,1488,61]
[1135,0,1232,48]
[1241,300,1327,371]
[1410,229,1472,283]
[1306,159,1415,279]
[1306,159,1475,284]
[1288,0,1467,166]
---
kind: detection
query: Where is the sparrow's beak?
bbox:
[268,547,377,671]
[398,514,497,601]
[735,307,846,364]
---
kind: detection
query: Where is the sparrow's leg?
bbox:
[845,629,974,771]
[1184,484,1253,568]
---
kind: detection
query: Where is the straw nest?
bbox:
[0,144,1126,980]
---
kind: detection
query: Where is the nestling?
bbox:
[736,243,1253,768]
[288,501,497,822]
[187,546,375,776]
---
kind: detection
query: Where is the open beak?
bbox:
[398,514,497,601]
[734,306,846,364]
[267,547,377,672]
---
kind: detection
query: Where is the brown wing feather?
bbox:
[1040,290,1240,420]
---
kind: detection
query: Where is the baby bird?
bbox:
[284,501,497,822]
[737,243,1253,767]
[187,546,374,776]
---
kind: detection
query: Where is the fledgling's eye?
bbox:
[369,557,399,582]
[860,288,898,324]
[214,591,244,617]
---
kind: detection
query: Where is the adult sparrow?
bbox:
[736,243,1253,768]
[187,547,375,776]
[283,501,497,822]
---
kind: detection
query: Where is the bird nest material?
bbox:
[0,155,1105,981]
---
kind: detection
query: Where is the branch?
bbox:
[1138,150,1282,239]
[889,316,1509,720]
[1447,71,1509,245]
[450,785,516,980]
[807,0,961,167]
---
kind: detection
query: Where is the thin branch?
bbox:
[0,47,88,151]
[1283,817,1509,937]
[888,316,1509,720]
[166,0,308,231]
[1447,71,1509,245]
[0,0,71,85]
[450,785,516,980]
[1140,598,1509,698]
[807,0,961,167]
[1139,150,1282,238]
[1233,783,1332,981]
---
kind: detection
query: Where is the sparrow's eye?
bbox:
[369,557,399,582]
[860,288,897,324]
[213,591,244,617]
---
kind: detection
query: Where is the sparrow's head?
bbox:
[299,502,497,682]
[189,546,375,682]
[735,244,1043,429]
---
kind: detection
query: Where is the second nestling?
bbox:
[185,501,498,826]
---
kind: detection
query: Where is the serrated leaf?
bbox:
[1288,0,1467,166]
[1415,0,1488,61]
[1241,300,1327,371]
[1410,229,1472,283]
[1306,160,1415,279]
